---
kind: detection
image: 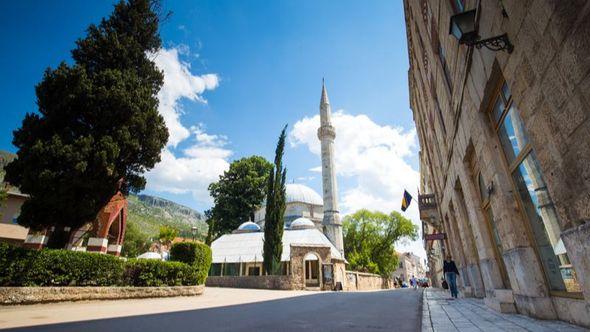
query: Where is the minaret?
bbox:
[317,80,344,255]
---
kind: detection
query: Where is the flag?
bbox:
[401,190,412,212]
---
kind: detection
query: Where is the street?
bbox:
[1,288,423,332]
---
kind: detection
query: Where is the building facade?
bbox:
[405,0,590,327]
[393,252,426,284]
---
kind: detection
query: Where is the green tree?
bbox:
[263,126,287,275]
[206,156,273,241]
[4,0,169,234]
[158,225,178,251]
[343,209,418,276]
[121,221,152,257]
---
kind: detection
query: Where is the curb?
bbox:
[0,285,205,305]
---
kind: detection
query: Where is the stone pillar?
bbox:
[451,186,486,298]
[87,237,108,254]
[561,223,590,303]
[107,244,122,256]
[23,233,48,250]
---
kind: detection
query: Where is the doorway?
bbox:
[304,253,320,288]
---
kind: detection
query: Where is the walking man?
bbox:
[443,254,460,299]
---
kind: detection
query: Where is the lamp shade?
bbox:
[449,9,478,44]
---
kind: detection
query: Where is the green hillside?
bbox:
[0,150,16,182]
[127,194,207,240]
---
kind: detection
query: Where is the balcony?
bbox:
[419,194,440,227]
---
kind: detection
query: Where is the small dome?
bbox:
[290,217,316,230]
[236,221,261,233]
[286,184,323,206]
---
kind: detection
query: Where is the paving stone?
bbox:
[422,289,587,332]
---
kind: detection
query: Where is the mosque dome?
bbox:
[236,221,261,233]
[285,184,323,206]
[290,217,316,230]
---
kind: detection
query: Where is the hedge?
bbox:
[124,259,198,286]
[0,242,210,287]
[169,242,212,285]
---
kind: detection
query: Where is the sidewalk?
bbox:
[422,288,587,332]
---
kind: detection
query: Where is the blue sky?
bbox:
[0,0,423,255]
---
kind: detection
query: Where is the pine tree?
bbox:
[263,125,287,275]
[4,0,169,234]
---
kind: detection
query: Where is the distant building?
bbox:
[393,252,425,283]
[0,188,28,245]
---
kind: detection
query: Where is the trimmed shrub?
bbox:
[0,243,36,286]
[0,243,204,287]
[124,259,198,286]
[169,241,212,284]
[0,243,125,286]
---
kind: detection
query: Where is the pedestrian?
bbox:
[411,275,417,290]
[443,254,460,299]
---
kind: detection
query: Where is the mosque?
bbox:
[208,81,347,290]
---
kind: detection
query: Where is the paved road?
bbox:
[3,288,423,332]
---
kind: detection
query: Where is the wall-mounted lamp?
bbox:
[449,9,513,53]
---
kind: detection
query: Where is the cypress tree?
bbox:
[263,125,287,275]
[5,0,169,234]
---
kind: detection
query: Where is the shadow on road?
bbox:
[4,289,423,332]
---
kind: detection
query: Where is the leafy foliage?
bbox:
[124,259,199,286]
[4,0,168,231]
[343,209,418,276]
[0,243,124,286]
[0,243,205,286]
[169,241,212,284]
[121,220,152,258]
[206,156,273,240]
[158,225,178,248]
[263,126,287,275]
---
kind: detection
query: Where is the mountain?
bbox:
[0,150,16,170]
[127,194,207,239]
[0,150,16,182]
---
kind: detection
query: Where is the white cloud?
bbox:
[148,47,219,147]
[290,111,425,258]
[145,47,229,205]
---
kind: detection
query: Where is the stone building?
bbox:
[208,81,351,291]
[404,0,590,327]
[254,183,324,229]
[208,218,346,290]
[393,252,426,284]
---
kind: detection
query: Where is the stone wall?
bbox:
[404,0,590,327]
[0,285,204,305]
[206,276,293,290]
[345,271,393,291]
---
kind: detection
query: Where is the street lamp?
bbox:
[191,226,198,241]
[449,9,513,53]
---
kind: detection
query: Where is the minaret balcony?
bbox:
[419,193,441,228]
[317,125,336,140]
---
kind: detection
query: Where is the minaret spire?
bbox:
[317,80,344,255]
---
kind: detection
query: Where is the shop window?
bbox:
[490,81,581,294]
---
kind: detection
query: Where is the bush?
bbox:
[0,243,124,286]
[169,241,212,284]
[0,243,205,287]
[124,259,198,286]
